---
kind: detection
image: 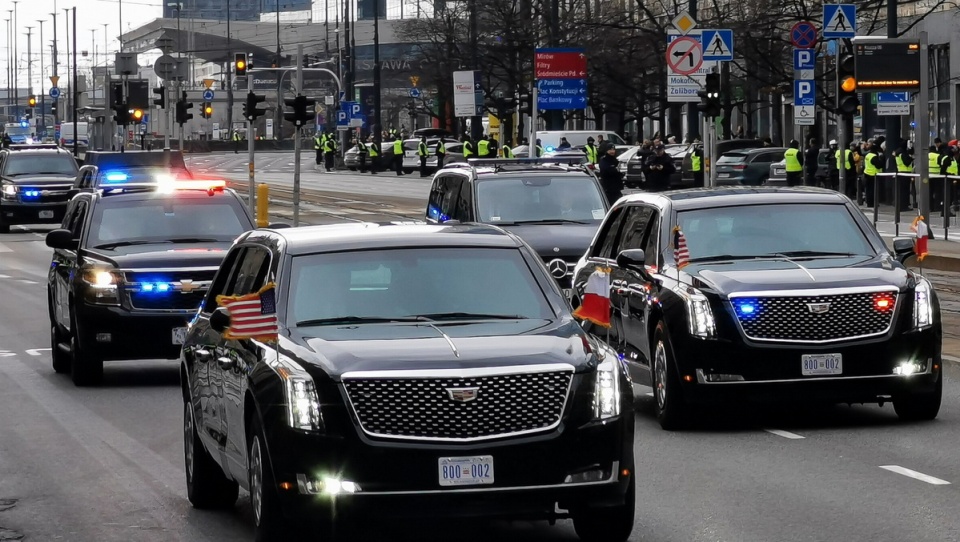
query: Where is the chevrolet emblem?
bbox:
[446,387,480,403]
[178,280,199,293]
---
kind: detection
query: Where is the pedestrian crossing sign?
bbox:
[823,4,856,39]
[701,29,734,62]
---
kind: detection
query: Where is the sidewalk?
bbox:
[870,201,960,272]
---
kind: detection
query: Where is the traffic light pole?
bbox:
[164,83,171,151]
[528,84,538,158]
[293,45,303,227]
[247,72,256,213]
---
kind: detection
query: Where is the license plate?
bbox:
[39,210,54,219]
[801,353,842,376]
[172,327,188,345]
[718,173,730,178]
[438,456,494,487]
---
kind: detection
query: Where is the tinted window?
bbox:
[475,176,606,223]
[87,196,248,246]
[717,154,747,164]
[592,207,626,259]
[678,203,875,259]
[3,154,78,176]
[617,206,655,253]
[204,247,246,312]
[88,152,187,170]
[287,248,553,325]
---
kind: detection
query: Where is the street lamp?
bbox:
[37,19,45,137]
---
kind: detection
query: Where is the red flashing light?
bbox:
[874,293,895,312]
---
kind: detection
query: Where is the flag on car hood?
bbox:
[217,283,279,342]
[911,216,929,262]
[573,268,611,328]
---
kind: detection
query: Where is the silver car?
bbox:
[401,138,464,174]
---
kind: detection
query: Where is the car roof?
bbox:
[267,222,525,255]
[84,150,187,169]
[2,145,74,155]
[91,186,241,203]
[619,186,850,211]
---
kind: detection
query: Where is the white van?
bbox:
[60,122,90,148]
[536,130,627,152]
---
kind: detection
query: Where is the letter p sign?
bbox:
[794,49,816,70]
[794,80,816,106]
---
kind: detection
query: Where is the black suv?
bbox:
[572,187,942,430]
[180,223,635,541]
[46,181,256,386]
[425,159,609,293]
[0,145,79,232]
[73,150,192,194]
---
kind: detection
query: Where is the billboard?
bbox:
[854,41,921,92]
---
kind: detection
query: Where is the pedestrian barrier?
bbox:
[257,183,270,228]
[871,173,956,240]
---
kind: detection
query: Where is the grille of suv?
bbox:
[342,366,574,441]
[731,290,899,342]
[123,268,217,311]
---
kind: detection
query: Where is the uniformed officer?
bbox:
[462,136,475,160]
[323,135,337,172]
[314,132,325,168]
[501,140,514,158]
[233,130,242,154]
[583,137,598,165]
[862,141,884,207]
[894,145,914,210]
[367,135,381,174]
[783,140,804,187]
[435,138,446,168]
[477,135,490,158]
[356,135,368,173]
[535,139,544,157]
[392,136,405,176]
[690,143,704,187]
[417,136,430,177]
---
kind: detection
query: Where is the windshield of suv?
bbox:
[476,176,606,224]
[96,167,193,185]
[87,196,248,247]
[716,154,747,164]
[677,203,875,261]
[288,247,553,326]
[3,154,78,176]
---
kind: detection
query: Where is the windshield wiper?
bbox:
[296,316,424,326]
[167,237,222,243]
[412,312,526,321]
[504,219,589,225]
[770,250,862,258]
[92,240,171,249]
[688,254,771,263]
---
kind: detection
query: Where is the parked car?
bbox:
[400,138,464,173]
[344,145,359,170]
[681,139,763,184]
[571,187,941,430]
[714,147,787,186]
[768,148,831,186]
[537,131,628,151]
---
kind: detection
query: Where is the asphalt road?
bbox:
[2,158,960,541]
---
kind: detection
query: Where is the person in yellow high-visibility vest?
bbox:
[862,141,883,207]
[392,136,405,176]
[894,145,914,210]
[783,139,804,187]
[690,143,704,187]
[583,137,598,165]
[500,141,514,158]
[417,136,431,177]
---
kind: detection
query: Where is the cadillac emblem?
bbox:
[446,387,480,403]
[807,302,831,314]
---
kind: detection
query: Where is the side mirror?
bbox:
[616,248,647,272]
[268,222,291,229]
[210,307,231,334]
[892,237,915,264]
[45,228,78,250]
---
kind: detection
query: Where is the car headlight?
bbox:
[272,355,325,433]
[1,184,17,198]
[81,267,122,305]
[676,286,716,338]
[594,354,621,420]
[913,277,934,329]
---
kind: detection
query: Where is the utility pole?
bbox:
[26,26,33,127]
[51,11,58,126]
[72,7,77,157]
[293,45,304,226]
[37,20,45,137]
[63,8,70,124]
[468,0,481,140]
[373,0,382,146]
[247,73,256,212]
[226,1,233,139]
[686,0,699,142]
[917,31,930,223]
[885,0,901,183]
[13,1,19,115]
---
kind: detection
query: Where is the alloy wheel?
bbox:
[183,403,195,482]
[250,437,264,525]
[655,341,668,410]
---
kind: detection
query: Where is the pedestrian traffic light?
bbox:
[243,91,267,121]
[235,53,248,76]
[200,102,213,119]
[130,108,144,124]
[283,94,316,127]
[518,89,532,116]
[24,108,33,120]
[836,53,859,116]
[697,73,722,118]
[28,95,37,107]
[176,92,193,125]
[153,86,166,109]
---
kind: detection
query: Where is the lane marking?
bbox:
[943,354,960,364]
[25,348,51,356]
[764,429,805,440]
[15,279,37,285]
[879,465,951,485]
[0,243,11,253]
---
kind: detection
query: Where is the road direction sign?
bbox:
[794,80,816,106]
[877,92,911,116]
[49,87,61,99]
[409,88,421,98]
[537,78,588,110]
[795,105,816,125]
[823,4,856,39]
[666,37,703,76]
[534,48,587,79]
[701,29,733,62]
[202,89,215,101]
[790,22,818,49]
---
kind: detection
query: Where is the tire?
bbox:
[184,401,239,509]
[0,222,9,234]
[652,324,690,430]
[894,370,943,421]
[51,323,71,374]
[347,166,357,171]
[70,309,103,386]
[403,168,415,174]
[572,474,635,542]
[250,417,293,541]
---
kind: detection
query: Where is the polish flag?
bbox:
[573,268,611,328]
[912,216,929,262]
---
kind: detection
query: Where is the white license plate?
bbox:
[717,173,731,178]
[801,353,842,376]
[438,456,494,487]
[172,327,188,345]
[39,210,54,219]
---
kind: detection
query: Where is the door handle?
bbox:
[217,357,237,371]
[194,348,212,363]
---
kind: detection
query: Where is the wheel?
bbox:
[69,309,103,386]
[894,371,943,421]
[347,166,357,171]
[184,401,239,509]
[652,324,690,430]
[0,222,9,234]
[51,323,71,374]
[403,168,415,174]
[250,417,292,541]
[572,474,635,542]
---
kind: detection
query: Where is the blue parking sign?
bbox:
[794,80,816,106]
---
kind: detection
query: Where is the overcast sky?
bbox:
[3,0,162,92]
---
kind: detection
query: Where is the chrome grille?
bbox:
[342,366,574,442]
[731,290,898,343]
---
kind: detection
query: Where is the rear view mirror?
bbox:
[268,222,291,229]
[45,229,78,250]
[892,237,915,264]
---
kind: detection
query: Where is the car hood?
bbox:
[83,242,232,269]
[688,255,910,296]
[288,319,594,378]
[3,174,76,186]
[499,222,600,261]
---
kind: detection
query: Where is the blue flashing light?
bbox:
[19,120,28,128]
[22,189,41,198]
[104,172,129,183]
[545,146,556,152]
[157,283,171,292]
[142,283,155,292]
[736,300,758,317]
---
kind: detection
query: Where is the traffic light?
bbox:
[200,102,213,119]
[283,94,316,127]
[518,89,532,116]
[28,95,37,107]
[130,108,144,124]
[697,73,721,118]
[243,91,267,121]
[24,108,33,120]
[153,86,166,109]
[175,92,194,125]
[235,53,248,76]
[836,53,859,116]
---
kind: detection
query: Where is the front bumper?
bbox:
[671,328,941,404]
[75,302,193,361]
[0,201,67,225]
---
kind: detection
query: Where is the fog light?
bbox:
[696,369,746,383]
[894,360,927,375]
[564,468,607,484]
[296,474,360,495]
[96,333,112,343]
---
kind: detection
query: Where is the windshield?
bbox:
[97,167,193,185]
[288,247,554,326]
[716,154,747,164]
[677,203,875,261]
[476,177,606,223]
[88,196,248,246]
[4,154,78,176]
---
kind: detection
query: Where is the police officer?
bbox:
[356,135,368,173]
[862,141,884,207]
[642,143,676,192]
[392,136,405,176]
[827,139,839,189]
[690,143,704,187]
[477,135,490,158]
[784,140,804,187]
[804,138,819,186]
[435,138,446,167]
[462,135,475,160]
[367,135,381,174]
[323,134,337,172]
[500,140,514,158]
[417,135,430,177]
[314,131,325,168]
[583,137,598,165]
[486,135,499,159]
[598,142,625,204]
[535,139,544,157]
[893,145,914,210]
[233,130,242,154]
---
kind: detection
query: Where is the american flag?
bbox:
[216,283,279,342]
[673,226,690,269]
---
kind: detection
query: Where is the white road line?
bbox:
[16,279,37,284]
[645,392,654,397]
[764,429,805,440]
[0,243,11,253]
[0,274,9,278]
[943,354,960,364]
[879,465,951,485]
